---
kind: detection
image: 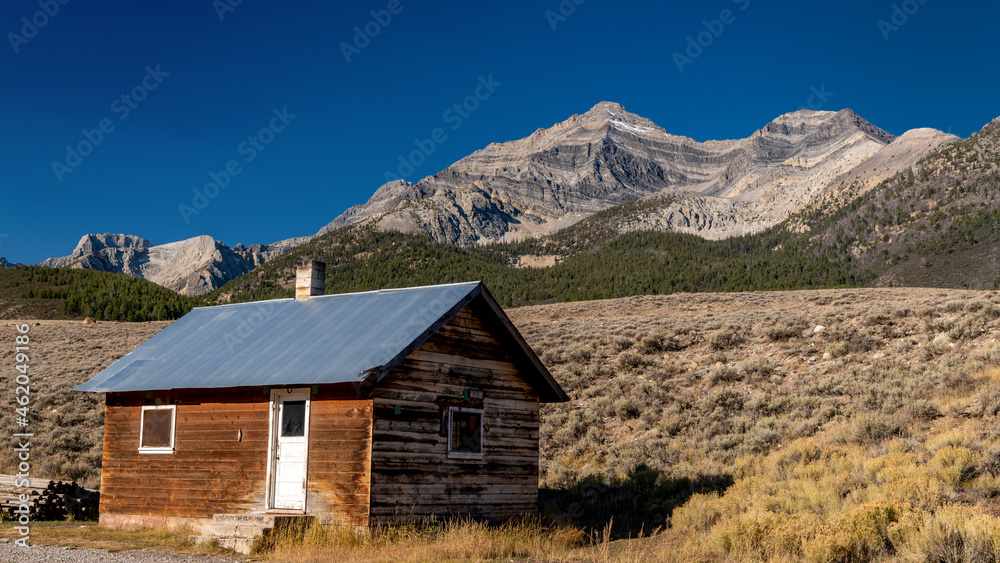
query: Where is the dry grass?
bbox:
[263,518,667,563]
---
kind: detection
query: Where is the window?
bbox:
[139,405,176,453]
[281,400,306,437]
[447,407,483,459]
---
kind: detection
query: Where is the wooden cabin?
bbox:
[74,262,569,534]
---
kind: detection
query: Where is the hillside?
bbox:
[11,287,1000,560]
[203,220,863,307]
[796,116,1000,290]
[0,266,200,321]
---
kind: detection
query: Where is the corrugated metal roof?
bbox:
[74,282,482,393]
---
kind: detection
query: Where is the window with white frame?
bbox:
[447,407,483,459]
[139,405,176,453]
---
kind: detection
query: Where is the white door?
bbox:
[269,391,309,510]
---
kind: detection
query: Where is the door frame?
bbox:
[264,387,311,512]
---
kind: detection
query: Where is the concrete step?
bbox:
[192,514,315,555]
[199,522,270,538]
[189,535,256,554]
[211,513,283,526]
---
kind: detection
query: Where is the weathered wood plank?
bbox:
[102,390,372,523]
[368,302,543,521]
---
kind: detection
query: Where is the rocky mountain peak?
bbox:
[72,233,152,258]
[761,108,895,145]
[582,101,629,119]
[43,233,298,296]
[980,116,1000,133]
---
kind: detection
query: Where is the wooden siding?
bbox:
[102,388,270,519]
[370,301,541,520]
[101,386,372,525]
[305,389,372,526]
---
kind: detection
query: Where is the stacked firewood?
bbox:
[0,475,100,520]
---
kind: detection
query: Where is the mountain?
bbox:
[796,114,1000,289]
[32,103,970,300]
[320,102,953,243]
[0,258,21,268]
[41,233,300,296]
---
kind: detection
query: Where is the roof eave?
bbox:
[474,285,571,403]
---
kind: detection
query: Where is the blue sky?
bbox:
[2,0,998,264]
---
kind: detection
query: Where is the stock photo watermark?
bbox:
[340,0,415,63]
[383,74,500,183]
[179,106,296,224]
[213,0,243,22]
[672,0,751,74]
[7,0,71,54]
[545,0,586,31]
[12,323,33,547]
[799,84,834,111]
[878,0,928,41]
[224,301,276,353]
[50,65,169,183]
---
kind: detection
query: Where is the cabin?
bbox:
[74,262,569,541]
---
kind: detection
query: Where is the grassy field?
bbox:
[8,287,1000,560]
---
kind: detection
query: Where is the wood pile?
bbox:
[0,475,99,520]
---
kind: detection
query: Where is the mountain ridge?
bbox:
[319,102,948,244]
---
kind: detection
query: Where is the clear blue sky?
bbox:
[2,0,998,264]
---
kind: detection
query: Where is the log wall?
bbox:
[370,301,541,521]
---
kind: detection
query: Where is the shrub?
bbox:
[949,319,983,342]
[708,365,741,385]
[906,399,940,422]
[610,336,633,352]
[942,299,967,313]
[827,341,851,358]
[805,502,911,563]
[862,311,891,327]
[669,492,722,532]
[764,324,802,341]
[930,446,979,487]
[739,360,775,382]
[966,299,988,313]
[978,448,1000,477]
[979,303,1000,320]
[851,414,903,446]
[976,381,1000,417]
[708,328,743,351]
[900,505,1000,563]
[565,344,593,363]
[637,334,667,355]
[617,351,650,371]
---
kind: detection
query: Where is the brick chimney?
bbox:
[295,260,326,299]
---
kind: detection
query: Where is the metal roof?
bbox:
[73,281,569,402]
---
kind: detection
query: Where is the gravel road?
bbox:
[0,543,246,562]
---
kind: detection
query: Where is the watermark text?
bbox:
[12,323,33,547]
[179,107,296,223]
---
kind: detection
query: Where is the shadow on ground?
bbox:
[539,467,733,539]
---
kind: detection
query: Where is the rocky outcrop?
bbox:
[42,233,297,296]
[0,257,21,268]
[321,102,952,243]
[41,234,152,274]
